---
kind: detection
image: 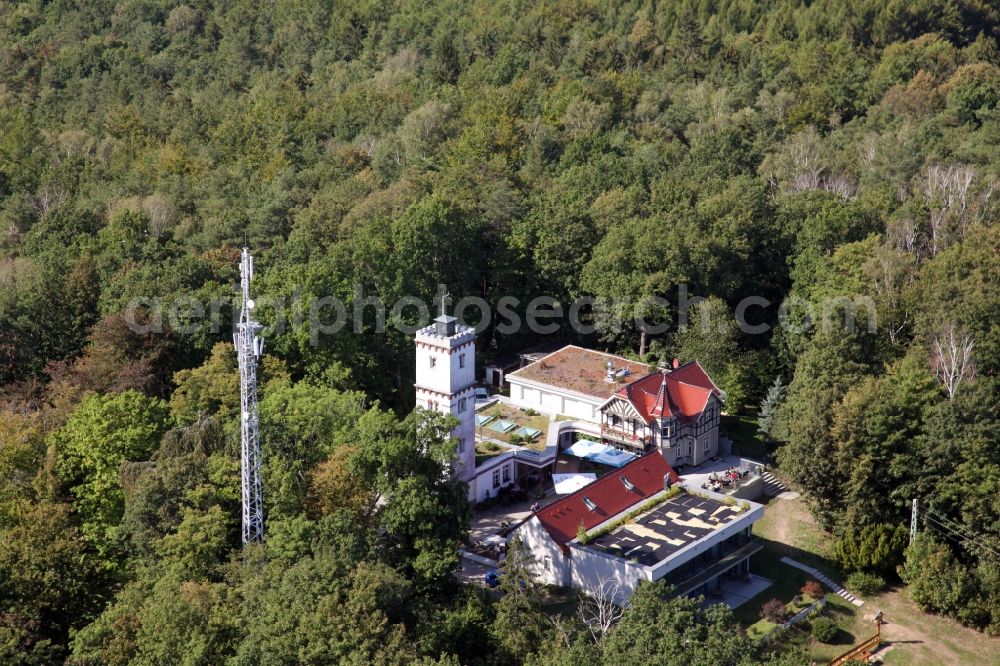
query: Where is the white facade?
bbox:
[470,452,517,504]
[507,378,603,421]
[414,316,477,488]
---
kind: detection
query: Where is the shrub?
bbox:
[801,580,824,599]
[761,598,787,623]
[846,571,886,596]
[811,616,837,642]
[834,523,907,576]
[899,535,975,617]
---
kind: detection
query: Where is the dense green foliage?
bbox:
[809,616,837,643]
[1,0,999,660]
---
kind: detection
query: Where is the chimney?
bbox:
[672,357,680,369]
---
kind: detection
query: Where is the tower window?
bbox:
[459,353,466,369]
[458,397,467,412]
[429,356,437,368]
[457,437,465,453]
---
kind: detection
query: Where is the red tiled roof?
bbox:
[613,361,722,424]
[534,451,679,547]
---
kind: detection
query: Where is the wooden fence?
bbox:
[827,614,884,666]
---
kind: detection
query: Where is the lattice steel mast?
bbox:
[235,247,265,545]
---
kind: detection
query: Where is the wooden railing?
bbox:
[827,614,884,666]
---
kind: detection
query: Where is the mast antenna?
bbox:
[235,246,265,545]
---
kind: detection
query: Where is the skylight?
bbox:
[621,476,636,492]
[583,496,598,511]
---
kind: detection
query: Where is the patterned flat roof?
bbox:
[587,494,741,566]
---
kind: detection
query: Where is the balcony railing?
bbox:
[600,423,654,448]
[667,539,764,598]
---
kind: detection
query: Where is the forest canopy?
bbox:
[0,0,999,662]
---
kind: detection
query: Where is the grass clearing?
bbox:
[752,497,1000,665]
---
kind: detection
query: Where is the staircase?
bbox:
[780,556,865,607]
[760,471,789,497]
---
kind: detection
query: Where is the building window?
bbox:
[502,464,510,483]
[704,439,710,453]
[661,423,671,437]
[429,356,436,368]
[459,353,466,368]
[458,397,467,412]
[457,437,465,453]
[492,468,501,488]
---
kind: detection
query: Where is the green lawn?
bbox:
[733,548,814,625]
[746,618,778,641]
[739,499,864,661]
[475,440,510,465]
[744,498,1000,665]
[477,402,550,451]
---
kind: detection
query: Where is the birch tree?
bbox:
[930,325,976,399]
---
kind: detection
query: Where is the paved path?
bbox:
[455,555,498,592]
[780,556,864,606]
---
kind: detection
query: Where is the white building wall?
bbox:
[469,453,517,503]
[517,385,540,407]
[506,378,602,422]
[541,390,563,413]
[567,545,652,604]
[561,395,598,421]
[415,337,475,395]
[414,321,477,489]
[691,427,719,466]
[517,517,570,587]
